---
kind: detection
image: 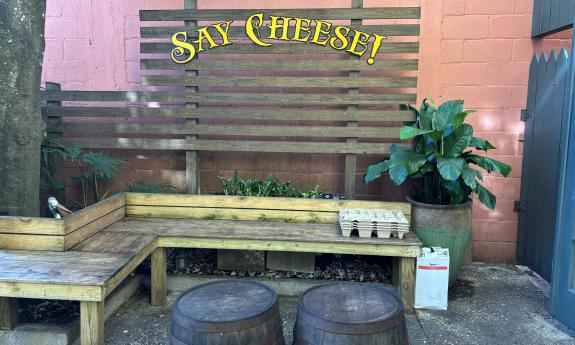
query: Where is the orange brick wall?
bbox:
[43,0,571,262]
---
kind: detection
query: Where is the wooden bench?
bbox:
[0,193,421,345]
[0,232,157,345]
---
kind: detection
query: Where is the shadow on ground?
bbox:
[104,264,575,345]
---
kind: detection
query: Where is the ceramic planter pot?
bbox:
[407,196,472,287]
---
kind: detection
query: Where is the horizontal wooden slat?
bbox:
[139,8,421,21]
[126,193,412,215]
[140,42,419,54]
[0,282,102,301]
[43,90,416,105]
[42,91,188,102]
[0,234,64,251]
[42,106,415,122]
[141,76,418,88]
[140,58,419,71]
[64,207,126,250]
[64,193,125,234]
[140,24,420,38]
[56,137,404,154]
[51,123,401,138]
[126,205,338,223]
[0,217,65,235]
[186,92,417,105]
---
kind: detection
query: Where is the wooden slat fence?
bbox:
[517,48,571,280]
[43,3,420,198]
[532,0,575,37]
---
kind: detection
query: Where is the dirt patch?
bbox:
[449,278,475,300]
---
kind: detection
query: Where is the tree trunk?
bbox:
[0,0,47,217]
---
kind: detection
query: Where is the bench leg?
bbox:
[399,257,415,314]
[151,247,167,306]
[0,297,19,330]
[81,301,104,345]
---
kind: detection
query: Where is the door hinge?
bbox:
[514,200,527,212]
[520,109,529,121]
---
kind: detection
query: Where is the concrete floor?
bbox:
[104,264,575,345]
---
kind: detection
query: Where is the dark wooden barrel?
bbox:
[293,283,408,345]
[170,280,285,345]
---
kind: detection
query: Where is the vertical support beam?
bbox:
[399,257,415,313]
[80,301,104,345]
[151,247,167,306]
[46,82,66,204]
[0,297,19,330]
[392,257,400,286]
[185,0,199,194]
[344,0,363,200]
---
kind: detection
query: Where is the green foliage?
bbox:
[364,99,511,209]
[219,172,323,198]
[40,138,68,194]
[41,141,128,208]
[127,182,178,194]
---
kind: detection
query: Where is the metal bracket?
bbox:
[520,109,529,121]
[514,200,527,212]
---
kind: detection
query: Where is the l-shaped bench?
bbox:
[0,193,422,345]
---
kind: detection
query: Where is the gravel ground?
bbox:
[104,263,575,345]
[161,249,393,283]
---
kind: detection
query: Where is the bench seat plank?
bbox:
[105,218,421,247]
[0,250,132,287]
[71,231,157,255]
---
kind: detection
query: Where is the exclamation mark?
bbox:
[367,34,386,65]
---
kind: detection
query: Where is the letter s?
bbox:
[171,31,196,64]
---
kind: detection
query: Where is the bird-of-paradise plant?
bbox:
[364,99,511,209]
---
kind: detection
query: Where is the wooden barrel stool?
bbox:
[293,283,408,345]
[170,280,285,345]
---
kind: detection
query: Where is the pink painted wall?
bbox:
[42,0,571,262]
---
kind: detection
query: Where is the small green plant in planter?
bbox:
[364,99,511,285]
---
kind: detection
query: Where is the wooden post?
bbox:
[151,247,167,306]
[399,257,415,313]
[0,297,19,330]
[185,0,199,194]
[80,301,104,345]
[46,82,66,204]
[344,0,362,200]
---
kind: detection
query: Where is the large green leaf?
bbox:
[437,157,465,181]
[461,166,483,190]
[445,124,473,158]
[475,183,496,209]
[468,155,512,177]
[417,99,435,130]
[399,126,434,140]
[364,160,391,184]
[470,137,496,151]
[432,100,464,131]
[452,110,476,128]
[388,148,427,185]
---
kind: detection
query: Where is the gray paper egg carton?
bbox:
[339,208,410,239]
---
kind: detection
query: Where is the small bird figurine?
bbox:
[48,197,73,219]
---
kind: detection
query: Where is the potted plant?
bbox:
[364,99,511,286]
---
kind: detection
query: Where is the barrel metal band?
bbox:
[173,301,281,333]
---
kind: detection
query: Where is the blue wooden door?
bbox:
[550,57,575,329]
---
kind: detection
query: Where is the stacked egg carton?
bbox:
[339,209,410,239]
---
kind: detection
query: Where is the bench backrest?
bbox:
[125,193,411,224]
[0,194,125,251]
[42,3,420,198]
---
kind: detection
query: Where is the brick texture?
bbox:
[42,0,572,263]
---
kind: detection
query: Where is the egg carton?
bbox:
[339,208,410,239]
